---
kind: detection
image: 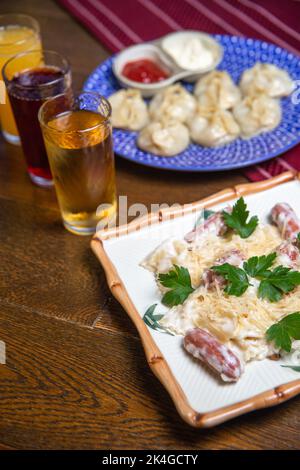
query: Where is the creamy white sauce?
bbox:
[281,340,300,366]
[141,237,189,273]
[162,35,215,71]
[247,277,260,296]
[160,299,197,334]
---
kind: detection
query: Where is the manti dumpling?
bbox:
[233,94,281,138]
[149,84,196,123]
[137,118,190,156]
[187,106,240,146]
[240,63,294,98]
[109,89,149,131]
[194,71,241,110]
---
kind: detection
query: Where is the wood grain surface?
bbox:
[0,0,299,450]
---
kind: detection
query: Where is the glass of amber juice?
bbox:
[0,14,42,144]
[38,92,117,235]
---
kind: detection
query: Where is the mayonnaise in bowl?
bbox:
[161,31,222,72]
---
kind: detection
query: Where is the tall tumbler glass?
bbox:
[3,50,71,187]
[39,91,117,235]
[0,14,42,144]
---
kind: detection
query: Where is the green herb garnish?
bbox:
[243,253,277,278]
[158,265,194,306]
[244,253,300,302]
[258,266,300,302]
[266,312,300,352]
[212,263,250,297]
[222,197,258,238]
[212,253,300,301]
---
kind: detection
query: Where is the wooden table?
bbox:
[0,0,299,450]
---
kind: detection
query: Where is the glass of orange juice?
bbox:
[0,14,42,144]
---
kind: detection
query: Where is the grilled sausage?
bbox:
[184,328,244,382]
[185,207,232,243]
[276,241,300,268]
[271,203,300,241]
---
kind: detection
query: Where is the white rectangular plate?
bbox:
[91,172,300,427]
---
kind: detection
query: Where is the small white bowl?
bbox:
[112,32,223,97]
[159,30,223,82]
[112,43,176,97]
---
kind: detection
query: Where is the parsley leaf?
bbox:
[222,197,258,238]
[266,312,300,352]
[297,233,300,244]
[243,254,300,302]
[212,263,250,297]
[243,253,277,278]
[210,252,300,302]
[258,266,300,302]
[158,265,194,306]
[258,280,282,302]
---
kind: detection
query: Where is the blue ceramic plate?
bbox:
[84,35,300,172]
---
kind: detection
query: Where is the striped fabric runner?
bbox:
[58,0,300,181]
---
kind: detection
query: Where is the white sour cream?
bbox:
[162,34,215,71]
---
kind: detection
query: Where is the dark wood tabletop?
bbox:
[0,0,299,450]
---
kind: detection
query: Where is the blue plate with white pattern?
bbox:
[84,35,300,172]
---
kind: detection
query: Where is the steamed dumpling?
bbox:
[233,94,281,138]
[187,106,240,147]
[194,71,241,110]
[240,63,294,98]
[109,89,149,131]
[149,84,196,123]
[137,119,190,156]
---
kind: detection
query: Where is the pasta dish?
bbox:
[141,199,300,382]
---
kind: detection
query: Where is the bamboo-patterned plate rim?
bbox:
[91,171,300,427]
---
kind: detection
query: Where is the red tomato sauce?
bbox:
[122,58,169,83]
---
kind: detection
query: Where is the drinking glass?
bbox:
[3,50,71,187]
[0,14,42,144]
[39,91,117,234]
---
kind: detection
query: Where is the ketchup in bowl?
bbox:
[122,58,169,83]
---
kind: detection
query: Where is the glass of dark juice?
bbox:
[3,50,71,187]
